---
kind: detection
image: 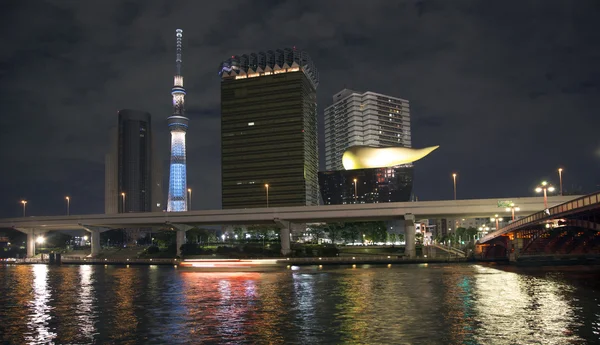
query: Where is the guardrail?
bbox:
[480,191,600,243]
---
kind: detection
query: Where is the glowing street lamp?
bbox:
[558,168,563,196]
[187,188,192,210]
[66,196,70,216]
[535,181,555,210]
[36,236,45,245]
[121,192,126,213]
[353,178,358,203]
[264,184,269,208]
[490,215,504,232]
[452,173,457,200]
[505,203,520,221]
[21,200,27,217]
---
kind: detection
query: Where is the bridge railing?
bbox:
[480,191,600,243]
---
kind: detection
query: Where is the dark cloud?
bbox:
[0,0,599,217]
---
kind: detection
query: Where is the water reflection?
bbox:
[26,264,56,344]
[77,265,97,341]
[1,264,599,344]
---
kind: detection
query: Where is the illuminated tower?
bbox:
[167,29,188,212]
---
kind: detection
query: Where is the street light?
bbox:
[66,196,70,216]
[121,192,126,213]
[36,236,45,244]
[187,188,192,210]
[21,200,27,217]
[505,203,520,221]
[490,215,504,231]
[353,178,358,203]
[558,168,563,196]
[535,181,555,210]
[264,184,269,208]
[452,173,457,200]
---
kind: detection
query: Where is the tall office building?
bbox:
[219,48,319,209]
[324,89,411,171]
[167,29,189,212]
[104,109,163,214]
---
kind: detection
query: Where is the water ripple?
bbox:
[1,264,599,344]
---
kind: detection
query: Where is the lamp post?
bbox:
[121,192,126,213]
[66,196,70,216]
[535,181,555,210]
[21,200,27,217]
[490,215,504,232]
[505,203,520,221]
[452,173,457,200]
[187,188,192,210]
[558,168,563,196]
[264,184,269,208]
[353,178,358,203]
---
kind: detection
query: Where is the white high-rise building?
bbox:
[324,89,411,171]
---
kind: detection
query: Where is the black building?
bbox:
[219,48,319,209]
[105,109,162,213]
[318,166,413,205]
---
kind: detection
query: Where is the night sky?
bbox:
[1,0,599,218]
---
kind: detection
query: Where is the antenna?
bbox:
[175,29,183,75]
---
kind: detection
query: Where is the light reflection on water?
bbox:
[0,264,599,344]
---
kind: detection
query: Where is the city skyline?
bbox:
[0,1,599,217]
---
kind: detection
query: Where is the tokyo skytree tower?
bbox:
[167,29,189,212]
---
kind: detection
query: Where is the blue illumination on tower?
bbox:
[167,29,189,212]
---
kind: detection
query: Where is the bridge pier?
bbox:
[25,229,36,258]
[274,219,294,256]
[82,226,111,258]
[508,237,524,262]
[176,229,186,257]
[404,214,416,258]
[168,224,192,257]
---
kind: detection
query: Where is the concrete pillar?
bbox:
[405,214,416,258]
[26,230,36,258]
[90,229,101,257]
[280,226,291,256]
[176,229,186,257]
[274,218,292,256]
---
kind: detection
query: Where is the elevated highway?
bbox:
[0,195,580,258]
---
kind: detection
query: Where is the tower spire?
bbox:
[167,29,189,212]
[175,29,183,76]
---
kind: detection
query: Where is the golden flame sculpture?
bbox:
[342,145,439,170]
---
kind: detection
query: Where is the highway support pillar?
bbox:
[405,214,416,259]
[274,218,293,256]
[169,224,193,258]
[81,225,111,258]
[14,228,39,258]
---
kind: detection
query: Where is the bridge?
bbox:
[476,192,600,263]
[0,195,578,258]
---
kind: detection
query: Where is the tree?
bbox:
[325,223,344,245]
[154,231,176,248]
[364,221,387,244]
[342,223,360,244]
[307,224,326,244]
[415,232,423,244]
[465,227,478,242]
[388,233,397,244]
[233,227,244,242]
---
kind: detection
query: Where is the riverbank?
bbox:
[3,256,468,270]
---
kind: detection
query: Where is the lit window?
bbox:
[248,122,255,126]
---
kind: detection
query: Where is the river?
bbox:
[1,263,599,344]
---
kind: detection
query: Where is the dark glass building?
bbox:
[318,166,413,205]
[219,48,319,209]
[105,109,163,213]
